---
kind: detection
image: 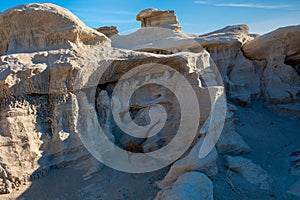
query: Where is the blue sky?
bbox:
[1,0,300,35]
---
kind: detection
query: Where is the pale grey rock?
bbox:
[155,172,213,200]
[111,27,196,53]
[216,103,251,155]
[243,25,300,64]
[225,156,272,190]
[157,139,218,189]
[0,3,225,192]
[198,24,253,45]
[196,25,263,105]
[111,24,261,106]
[0,3,110,55]
[216,131,251,155]
[136,8,182,31]
[1,3,299,198]
[243,25,300,118]
[262,64,300,104]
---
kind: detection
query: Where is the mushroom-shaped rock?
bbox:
[96,26,119,37]
[136,8,182,31]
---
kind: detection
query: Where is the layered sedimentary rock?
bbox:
[96,26,119,37]
[197,25,263,105]
[243,26,300,119]
[136,8,182,31]
[0,3,225,195]
[111,22,300,119]
[0,3,110,193]
[0,3,109,55]
[0,3,299,199]
[111,25,260,105]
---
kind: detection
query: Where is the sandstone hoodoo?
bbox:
[96,26,119,37]
[0,3,300,200]
[136,8,182,31]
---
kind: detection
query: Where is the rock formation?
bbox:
[111,22,300,119]
[0,3,299,200]
[225,156,272,190]
[136,8,182,31]
[155,172,213,200]
[96,26,119,37]
[0,3,109,55]
[243,26,300,119]
[0,3,222,196]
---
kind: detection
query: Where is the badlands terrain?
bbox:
[0,3,300,200]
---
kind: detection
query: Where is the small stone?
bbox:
[225,156,272,190]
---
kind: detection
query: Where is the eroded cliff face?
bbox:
[111,16,300,119]
[243,26,300,119]
[0,3,223,195]
[0,3,299,200]
[196,25,263,105]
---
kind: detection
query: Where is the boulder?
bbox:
[0,3,110,55]
[157,139,218,189]
[216,131,251,155]
[243,26,300,107]
[216,103,251,155]
[155,172,213,200]
[225,156,272,190]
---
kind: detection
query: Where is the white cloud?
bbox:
[194,1,294,9]
[84,19,137,24]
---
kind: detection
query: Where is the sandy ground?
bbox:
[214,101,300,200]
[3,166,168,200]
[2,101,299,200]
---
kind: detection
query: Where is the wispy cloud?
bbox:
[84,19,137,24]
[194,1,294,9]
[70,8,136,16]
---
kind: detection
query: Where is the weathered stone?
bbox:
[157,139,218,189]
[225,156,272,190]
[155,172,213,200]
[0,3,110,55]
[0,3,299,199]
[243,26,300,116]
[0,3,224,192]
[96,26,119,37]
[216,131,251,155]
[136,8,182,31]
